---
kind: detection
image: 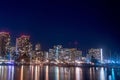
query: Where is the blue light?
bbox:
[112,68,115,80]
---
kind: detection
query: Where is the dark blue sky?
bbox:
[0,0,120,50]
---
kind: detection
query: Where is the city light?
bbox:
[0,31,119,67]
[101,48,103,63]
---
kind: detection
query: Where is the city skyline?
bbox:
[0,31,119,52]
[0,1,120,80]
[0,31,118,60]
[0,31,120,72]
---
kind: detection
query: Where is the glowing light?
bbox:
[75,67,83,80]
[45,66,49,80]
[76,67,80,80]
[21,59,24,62]
[112,68,115,80]
[35,66,40,80]
[20,66,23,80]
[11,66,14,80]
[109,75,112,80]
[8,66,11,80]
[30,65,34,80]
[55,67,59,80]
[35,66,38,80]
[75,60,84,64]
[56,47,59,60]
[100,68,105,80]
[101,49,103,63]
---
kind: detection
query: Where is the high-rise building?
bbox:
[69,48,82,62]
[48,45,63,62]
[34,43,43,61]
[75,50,82,61]
[16,35,32,61]
[10,47,16,59]
[87,48,103,63]
[44,51,49,60]
[53,45,62,60]
[48,45,82,63]
[0,32,10,58]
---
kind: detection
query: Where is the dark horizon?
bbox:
[0,0,120,50]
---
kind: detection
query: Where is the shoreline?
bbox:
[0,62,120,68]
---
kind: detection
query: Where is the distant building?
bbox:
[67,48,82,62]
[48,45,82,63]
[48,49,55,60]
[87,48,103,63]
[34,43,43,61]
[10,47,16,58]
[48,45,62,61]
[10,47,16,53]
[0,32,10,59]
[75,50,82,61]
[53,45,62,60]
[16,35,32,61]
[44,51,49,60]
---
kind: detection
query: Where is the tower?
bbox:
[16,35,32,61]
[0,32,10,58]
[35,43,43,61]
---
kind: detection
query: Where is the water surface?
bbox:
[0,65,120,80]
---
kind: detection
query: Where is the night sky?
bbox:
[0,0,120,50]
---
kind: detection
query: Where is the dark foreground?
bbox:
[0,65,120,80]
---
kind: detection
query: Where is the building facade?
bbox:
[34,43,43,61]
[0,32,10,59]
[16,35,32,61]
[48,45,82,63]
[87,48,103,63]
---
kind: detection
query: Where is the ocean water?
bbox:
[0,65,120,80]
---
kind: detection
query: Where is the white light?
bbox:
[101,49,103,63]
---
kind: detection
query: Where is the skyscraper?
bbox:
[53,45,62,60]
[87,48,103,63]
[16,35,32,61]
[48,45,62,61]
[34,43,43,61]
[0,32,10,58]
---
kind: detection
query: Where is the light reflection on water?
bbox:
[0,66,14,80]
[0,65,120,80]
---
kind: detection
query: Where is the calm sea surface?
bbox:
[0,65,120,80]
